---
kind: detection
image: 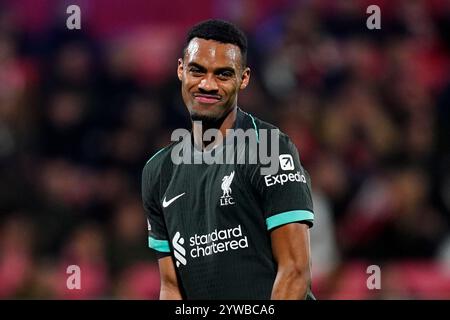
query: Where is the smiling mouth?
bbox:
[193,93,222,104]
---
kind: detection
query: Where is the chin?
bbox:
[190,110,220,123]
[190,110,229,129]
[188,102,235,126]
[190,104,218,118]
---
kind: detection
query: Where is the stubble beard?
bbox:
[189,106,234,131]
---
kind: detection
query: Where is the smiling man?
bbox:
[141,19,315,300]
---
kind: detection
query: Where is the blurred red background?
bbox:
[0,0,449,299]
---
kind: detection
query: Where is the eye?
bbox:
[189,67,204,76]
[217,71,234,80]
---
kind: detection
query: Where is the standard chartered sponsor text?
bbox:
[189,224,248,258]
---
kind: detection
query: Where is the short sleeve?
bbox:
[249,135,314,231]
[142,159,171,256]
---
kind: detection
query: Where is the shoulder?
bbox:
[142,140,180,179]
[241,110,295,150]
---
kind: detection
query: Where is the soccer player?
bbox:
[142,19,315,299]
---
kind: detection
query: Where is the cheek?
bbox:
[224,82,239,97]
[183,76,199,91]
[181,82,192,96]
[181,79,192,97]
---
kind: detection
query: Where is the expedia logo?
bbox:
[279,154,295,171]
[172,225,249,268]
[264,171,306,187]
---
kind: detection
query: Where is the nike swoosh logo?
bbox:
[162,193,186,208]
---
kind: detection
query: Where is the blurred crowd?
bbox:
[0,0,449,299]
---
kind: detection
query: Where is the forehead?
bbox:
[184,38,242,69]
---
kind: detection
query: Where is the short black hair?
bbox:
[184,19,248,66]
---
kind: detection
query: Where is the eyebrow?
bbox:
[187,62,207,72]
[187,62,236,75]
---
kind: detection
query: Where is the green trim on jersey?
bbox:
[248,113,259,142]
[145,147,167,164]
[266,210,314,230]
[148,236,171,252]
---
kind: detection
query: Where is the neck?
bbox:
[192,107,237,150]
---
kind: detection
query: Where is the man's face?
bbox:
[177,38,250,123]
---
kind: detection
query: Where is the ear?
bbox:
[177,58,183,81]
[239,67,251,90]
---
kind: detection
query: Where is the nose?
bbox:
[198,74,218,92]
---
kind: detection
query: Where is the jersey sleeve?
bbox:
[142,157,171,256]
[249,134,314,231]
